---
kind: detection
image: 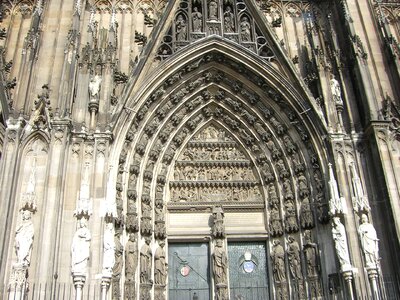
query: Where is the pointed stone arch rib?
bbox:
[112,44,332,239]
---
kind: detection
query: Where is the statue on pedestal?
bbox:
[154,241,167,285]
[71,218,91,275]
[213,239,227,285]
[15,210,34,267]
[332,217,351,271]
[358,214,379,268]
[140,238,152,284]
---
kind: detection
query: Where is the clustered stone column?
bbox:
[9,158,37,300]
[211,206,228,300]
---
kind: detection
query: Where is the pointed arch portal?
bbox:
[110,36,332,298]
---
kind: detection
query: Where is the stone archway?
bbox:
[110,47,330,299]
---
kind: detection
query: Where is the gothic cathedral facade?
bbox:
[0,0,399,299]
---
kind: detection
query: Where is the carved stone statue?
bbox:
[113,230,123,277]
[358,214,379,268]
[15,210,34,267]
[102,222,115,276]
[192,7,202,32]
[332,217,351,271]
[223,6,234,33]
[176,15,187,41]
[154,241,167,285]
[270,205,283,237]
[208,0,218,20]
[303,230,319,277]
[271,240,286,282]
[240,16,251,41]
[287,236,302,280]
[140,238,152,284]
[330,77,343,105]
[300,197,314,229]
[212,206,225,238]
[71,218,91,275]
[213,239,228,285]
[89,75,102,99]
[125,234,138,280]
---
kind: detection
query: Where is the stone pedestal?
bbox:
[73,274,86,300]
[101,276,111,300]
[124,279,136,300]
[215,283,228,300]
[342,270,354,299]
[154,284,166,300]
[8,265,28,300]
[367,268,381,300]
[139,283,152,300]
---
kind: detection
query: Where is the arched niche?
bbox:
[108,39,332,299]
[7,136,49,285]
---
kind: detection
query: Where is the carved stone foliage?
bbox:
[156,0,275,61]
[169,124,262,207]
[382,94,400,142]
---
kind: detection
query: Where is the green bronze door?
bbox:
[228,242,269,299]
[168,243,211,300]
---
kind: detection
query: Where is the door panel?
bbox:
[168,243,211,300]
[228,242,269,300]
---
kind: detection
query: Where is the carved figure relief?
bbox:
[14,211,34,267]
[270,205,283,237]
[358,214,379,268]
[212,206,225,238]
[213,239,228,285]
[223,6,235,32]
[332,217,352,271]
[125,234,138,280]
[71,218,91,275]
[330,76,343,105]
[140,238,152,284]
[192,7,203,32]
[102,223,115,276]
[300,197,314,229]
[169,125,261,205]
[175,14,187,42]
[89,75,102,99]
[240,16,251,41]
[113,230,123,278]
[208,0,218,20]
[154,241,167,285]
[303,230,319,277]
[287,236,302,280]
[271,240,286,282]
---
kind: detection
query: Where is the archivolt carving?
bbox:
[108,47,330,298]
[116,52,327,225]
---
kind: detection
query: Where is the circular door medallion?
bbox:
[180,265,190,277]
